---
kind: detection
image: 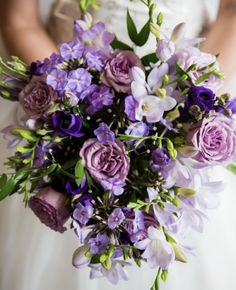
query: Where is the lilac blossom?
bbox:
[74,20,114,55]
[108,208,125,229]
[89,260,129,285]
[46,68,68,92]
[94,123,115,143]
[59,41,84,60]
[85,47,107,70]
[125,95,138,121]
[73,201,94,225]
[135,226,175,269]
[131,65,177,123]
[86,85,114,114]
[65,68,92,96]
[100,178,126,196]
[88,234,110,254]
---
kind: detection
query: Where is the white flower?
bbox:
[131,66,177,123]
[89,260,130,284]
[135,226,175,269]
[72,244,91,269]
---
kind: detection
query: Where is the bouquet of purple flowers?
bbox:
[0,1,236,289]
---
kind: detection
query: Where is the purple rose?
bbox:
[80,138,130,183]
[52,111,83,138]
[187,113,236,164]
[102,50,143,93]
[185,86,215,113]
[19,76,59,119]
[28,186,70,233]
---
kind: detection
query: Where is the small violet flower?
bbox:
[73,201,94,225]
[46,68,68,92]
[94,123,115,143]
[108,208,125,229]
[59,41,84,60]
[88,233,110,254]
[65,68,92,96]
[100,178,126,196]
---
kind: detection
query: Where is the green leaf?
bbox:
[111,38,133,51]
[195,72,213,85]
[227,163,236,175]
[11,128,37,142]
[156,12,164,26]
[127,10,138,44]
[141,53,158,66]
[0,177,16,201]
[75,159,85,186]
[0,174,7,189]
[135,20,150,46]
[165,138,177,160]
[16,146,33,154]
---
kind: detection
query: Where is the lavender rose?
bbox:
[28,186,70,233]
[102,50,143,93]
[80,138,130,183]
[19,76,58,119]
[187,113,236,165]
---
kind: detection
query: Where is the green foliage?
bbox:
[227,163,236,175]
[0,174,17,201]
[11,128,38,142]
[111,38,134,51]
[141,53,158,66]
[75,159,85,186]
[79,0,98,13]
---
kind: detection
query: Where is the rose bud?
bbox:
[102,50,143,93]
[19,76,58,119]
[28,186,70,233]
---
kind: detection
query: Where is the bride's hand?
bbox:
[0,0,58,64]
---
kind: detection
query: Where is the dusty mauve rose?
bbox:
[80,138,130,183]
[28,186,70,233]
[19,76,58,119]
[102,50,143,93]
[187,113,236,165]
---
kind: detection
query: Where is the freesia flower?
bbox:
[131,66,177,123]
[72,244,91,269]
[135,226,175,269]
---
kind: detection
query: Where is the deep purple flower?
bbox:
[151,148,173,175]
[19,76,59,119]
[187,112,236,165]
[100,178,126,196]
[89,234,110,254]
[94,123,115,143]
[185,86,215,113]
[86,85,114,114]
[28,186,70,233]
[102,50,143,93]
[52,111,83,138]
[80,138,130,183]
[59,41,84,60]
[125,95,138,121]
[108,208,125,229]
[65,68,92,96]
[47,68,68,92]
[66,177,87,195]
[73,201,94,225]
[125,122,149,146]
[33,145,46,168]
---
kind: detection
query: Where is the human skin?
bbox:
[0,0,236,81]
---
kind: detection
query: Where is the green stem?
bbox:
[150,268,161,290]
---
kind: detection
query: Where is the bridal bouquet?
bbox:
[0,1,236,289]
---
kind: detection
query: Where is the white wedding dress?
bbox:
[0,1,236,290]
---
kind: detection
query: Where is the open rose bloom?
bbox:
[0,3,235,290]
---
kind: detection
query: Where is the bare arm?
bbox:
[0,0,58,64]
[203,0,236,81]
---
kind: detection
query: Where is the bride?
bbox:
[0,1,236,290]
